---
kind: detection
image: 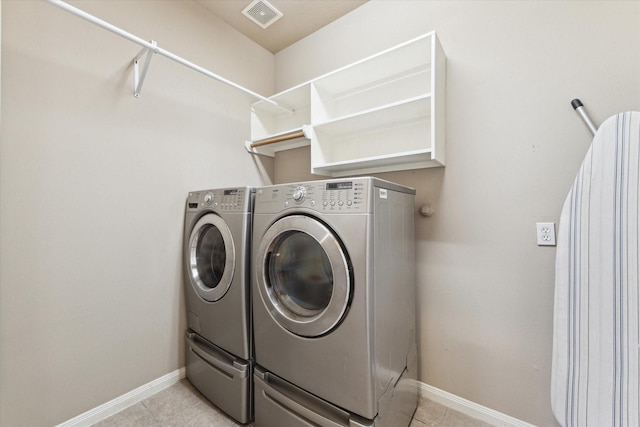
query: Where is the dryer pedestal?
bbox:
[254,366,372,427]
[254,350,417,427]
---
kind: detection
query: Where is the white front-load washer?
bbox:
[183,187,254,424]
[251,177,418,427]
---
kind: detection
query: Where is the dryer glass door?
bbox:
[256,215,351,337]
[188,213,235,302]
[269,231,333,316]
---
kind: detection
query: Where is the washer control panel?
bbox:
[256,179,370,213]
[186,188,252,213]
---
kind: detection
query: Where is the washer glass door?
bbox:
[256,215,351,337]
[188,213,235,302]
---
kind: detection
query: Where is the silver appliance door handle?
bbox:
[186,333,248,379]
[257,370,368,427]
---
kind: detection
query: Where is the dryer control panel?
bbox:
[186,187,254,213]
[256,179,373,214]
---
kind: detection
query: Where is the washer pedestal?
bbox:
[185,333,252,424]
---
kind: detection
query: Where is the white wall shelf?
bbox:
[247,32,446,176]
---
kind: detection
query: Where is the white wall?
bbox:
[274,1,640,426]
[0,1,274,426]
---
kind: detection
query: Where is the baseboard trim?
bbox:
[55,367,186,427]
[418,383,536,427]
[56,369,533,427]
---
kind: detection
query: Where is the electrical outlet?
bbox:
[536,222,556,246]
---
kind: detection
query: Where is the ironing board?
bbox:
[552,111,640,426]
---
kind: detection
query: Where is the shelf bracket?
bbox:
[133,41,157,98]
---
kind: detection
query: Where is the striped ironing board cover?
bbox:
[552,111,640,426]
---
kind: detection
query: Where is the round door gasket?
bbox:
[188,213,235,302]
[255,215,351,337]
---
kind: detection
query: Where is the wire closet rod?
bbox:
[46,0,293,113]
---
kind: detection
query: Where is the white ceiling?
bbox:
[195,0,368,53]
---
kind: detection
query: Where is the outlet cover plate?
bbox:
[536,222,556,246]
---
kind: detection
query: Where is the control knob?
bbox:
[204,192,214,205]
[292,186,306,202]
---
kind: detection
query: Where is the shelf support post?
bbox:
[133,41,157,98]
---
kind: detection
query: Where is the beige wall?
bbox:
[274,1,640,426]
[2,1,640,427]
[0,1,273,426]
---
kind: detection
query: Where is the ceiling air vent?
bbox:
[242,0,283,29]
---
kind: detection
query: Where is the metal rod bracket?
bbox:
[133,40,157,98]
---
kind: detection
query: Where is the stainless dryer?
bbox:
[183,187,254,424]
[251,178,418,427]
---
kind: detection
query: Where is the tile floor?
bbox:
[92,379,493,427]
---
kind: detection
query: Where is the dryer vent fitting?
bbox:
[419,204,434,217]
[242,0,283,29]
